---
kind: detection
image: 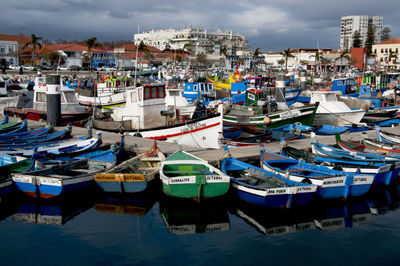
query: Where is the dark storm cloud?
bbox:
[1,0,398,50]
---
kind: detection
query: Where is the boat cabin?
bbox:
[183,82,214,104]
[330,78,357,95]
[32,76,86,112]
[112,83,167,129]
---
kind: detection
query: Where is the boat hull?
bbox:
[312,110,365,126]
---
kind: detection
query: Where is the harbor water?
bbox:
[1,182,400,266]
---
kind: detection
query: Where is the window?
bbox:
[152,87,157,98]
[144,87,151,100]
[158,87,165,98]
[64,92,77,102]
[8,46,13,53]
[36,92,46,102]
[193,85,197,91]
[0,46,4,54]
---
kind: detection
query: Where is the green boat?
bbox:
[160,150,230,201]
[223,88,318,134]
[223,103,318,135]
[0,121,22,134]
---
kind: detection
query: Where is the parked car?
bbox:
[37,65,51,70]
[8,64,20,70]
[57,66,69,71]
[68,65,82,71]
[122,66,136,71]
[23,65,34,71]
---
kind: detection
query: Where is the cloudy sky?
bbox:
[1,0,398,51]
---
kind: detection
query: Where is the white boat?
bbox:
[309,91,365,126]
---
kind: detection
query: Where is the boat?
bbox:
[95,142,165,193]
[0,155,35,198]
[76,75,133,108]
[223,88,319,134]
[221,154,316,208]
[335,134,400,158]
[0,131,101,156]
[160,149,230,201]
[95,102,224,150]
[183,82,215,104]
[12,145,120,199]
[260,148,373,199]
[4,76,91,126]
[0,120,24,134]
[0,123,52,141]
[0,125,70,145]
[310,135,400,163]
[375,126,400,144]
[309,91,366,126]
[0,115,9,125]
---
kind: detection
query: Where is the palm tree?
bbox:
[85,37,99,71]
[254,48,261,57]
[23,34,43,67]
[312,50,324,76]
[335,51,351,73]
[280,48,295,71]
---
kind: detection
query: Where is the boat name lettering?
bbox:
[280,110,300,119]
[170,177,191,183]
[268,188,287,194]
[206,175,223,180]
[323,180,343,185]
[354,177,368,182]
[180,122,206,133]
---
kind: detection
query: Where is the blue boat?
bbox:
[281,145,400,187]
[223,126,242,139]
[183,82,215,104]
[221,150,317,208]
[0,127,70,145]
[0,124,51,140]
[12,145,120,199]
[260,148,373,199]
[311,137,400,162]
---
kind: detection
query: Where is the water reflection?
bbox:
[231,182,400,236]
[94,190,156,216]
[11,189,95,225]
[159,197,231,235]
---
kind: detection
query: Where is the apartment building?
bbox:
[340,15,382,51]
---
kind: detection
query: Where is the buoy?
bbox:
[264,116,271,124]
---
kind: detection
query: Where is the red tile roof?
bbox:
[117,43,161,53]
[379,38,400,45]
[0,34,31,45]
[43,43,109,53]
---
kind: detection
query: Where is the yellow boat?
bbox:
[207,68,242,91]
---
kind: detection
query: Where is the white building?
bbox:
[0,40,19,65]
[340,15,382,51]
[372,38,400,69]
[134,27,248,57]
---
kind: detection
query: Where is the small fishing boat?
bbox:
[260,148,373,199]
[95,142,165,193]
[375,126,400,144]
[335,134,400,158]
[0,126,70,145]
[0,154,35,198]
[160,149,230,201]
[0,115,9,125]
[0,120,24,134]
[0,131,101,156]
[311,136,400,163]
[0,124,52,141]
[221,152,317,208]
[12,145,120,199]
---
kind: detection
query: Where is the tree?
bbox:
[23,34,43,67]
[277,59,285,66]
[381,27,391,42]
[138,40,148,70]
[335,51,351,72]
[365,24,375,56]
[85,37,100,71]
[183,43,193,54]
[352,31,362,48]
[279,48,295,71]
[44,51,61,66]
